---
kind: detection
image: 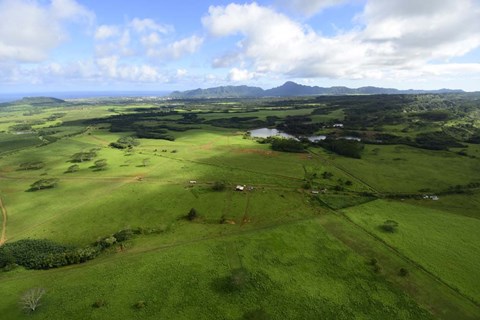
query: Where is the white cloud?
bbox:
[228,68,256,81]
[359,0,480,62]
[203,1,480,82]
[94,18,202,60]
[141,32,161,47]
[278,0,346,16]
[129,18,172,34]
[0,0,94,62]
[95,25,120,40]
[167,35,204,59]
[176,69,188,77]
[51,0,94,23]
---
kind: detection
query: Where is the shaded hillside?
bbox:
[169,81,464,99]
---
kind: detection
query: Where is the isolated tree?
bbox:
[71,151,96,163]
[212,181,226,191]
[93,159,108,171]
[30,178,58,191]
[381,220,399,233]
[399,268,409,277]
[20,288,46,312]
[66,164,79,173]
[19,161,45,171]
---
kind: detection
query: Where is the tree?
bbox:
[30,178,58,191]
[19,161,45,171]
[381,220,399,233]
[93,159,107,171]
[187,208,198,221]
[66,164,79,173]
[20,288,46,312]
[71,151,96,163]
[212,181,226,191]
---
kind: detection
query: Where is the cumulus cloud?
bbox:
[228,68,256,81]
[278,0,346,16]
[166,36,204,59]
[95,25,120,40]
[94,18,203,60]
[129,18,172,34]
[0,0,94,62]
[203,1,480,82]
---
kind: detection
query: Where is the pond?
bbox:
[249,128,360,142]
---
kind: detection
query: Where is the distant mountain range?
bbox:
[170,81,464,99]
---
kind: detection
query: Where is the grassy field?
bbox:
[1,96,479,319]
[0,220,433,320]
[343,200,480,304]
[324,144,480,193]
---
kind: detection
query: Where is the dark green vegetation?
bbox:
[0,93,479,319]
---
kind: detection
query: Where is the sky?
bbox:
[1,0,480,93]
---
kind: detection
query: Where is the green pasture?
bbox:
[0,220,432,320]
[326,144,480,193]
[343,200,480,303]
[1,96,480,319]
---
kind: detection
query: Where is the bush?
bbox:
[113,229,134,242]
[399,268,409,277]
[381,220,399,233]
[133,301,146,309]
[187,208,198,221]
[212,181,226,191]
[92,299,107,308]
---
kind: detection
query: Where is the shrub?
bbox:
[381,220,399,233]
[133,301,146,309]
[187,208,198,221]
[113,229,134,242]
[212,181,226,191]
[399,268,409,277]
[92,299,107,308]
[20,288,46,313]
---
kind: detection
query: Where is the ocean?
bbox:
[0,91,171,103]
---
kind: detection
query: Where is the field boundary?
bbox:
[338,211,480,308]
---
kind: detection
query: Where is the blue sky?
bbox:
[1,0,480,93]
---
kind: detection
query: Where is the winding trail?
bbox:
[0,195,7,245]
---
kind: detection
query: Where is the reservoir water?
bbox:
[249,128,360,142]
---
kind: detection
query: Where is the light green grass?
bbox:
[329,145,480,193]
[0,220,432,320]
[343,200,480,303]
